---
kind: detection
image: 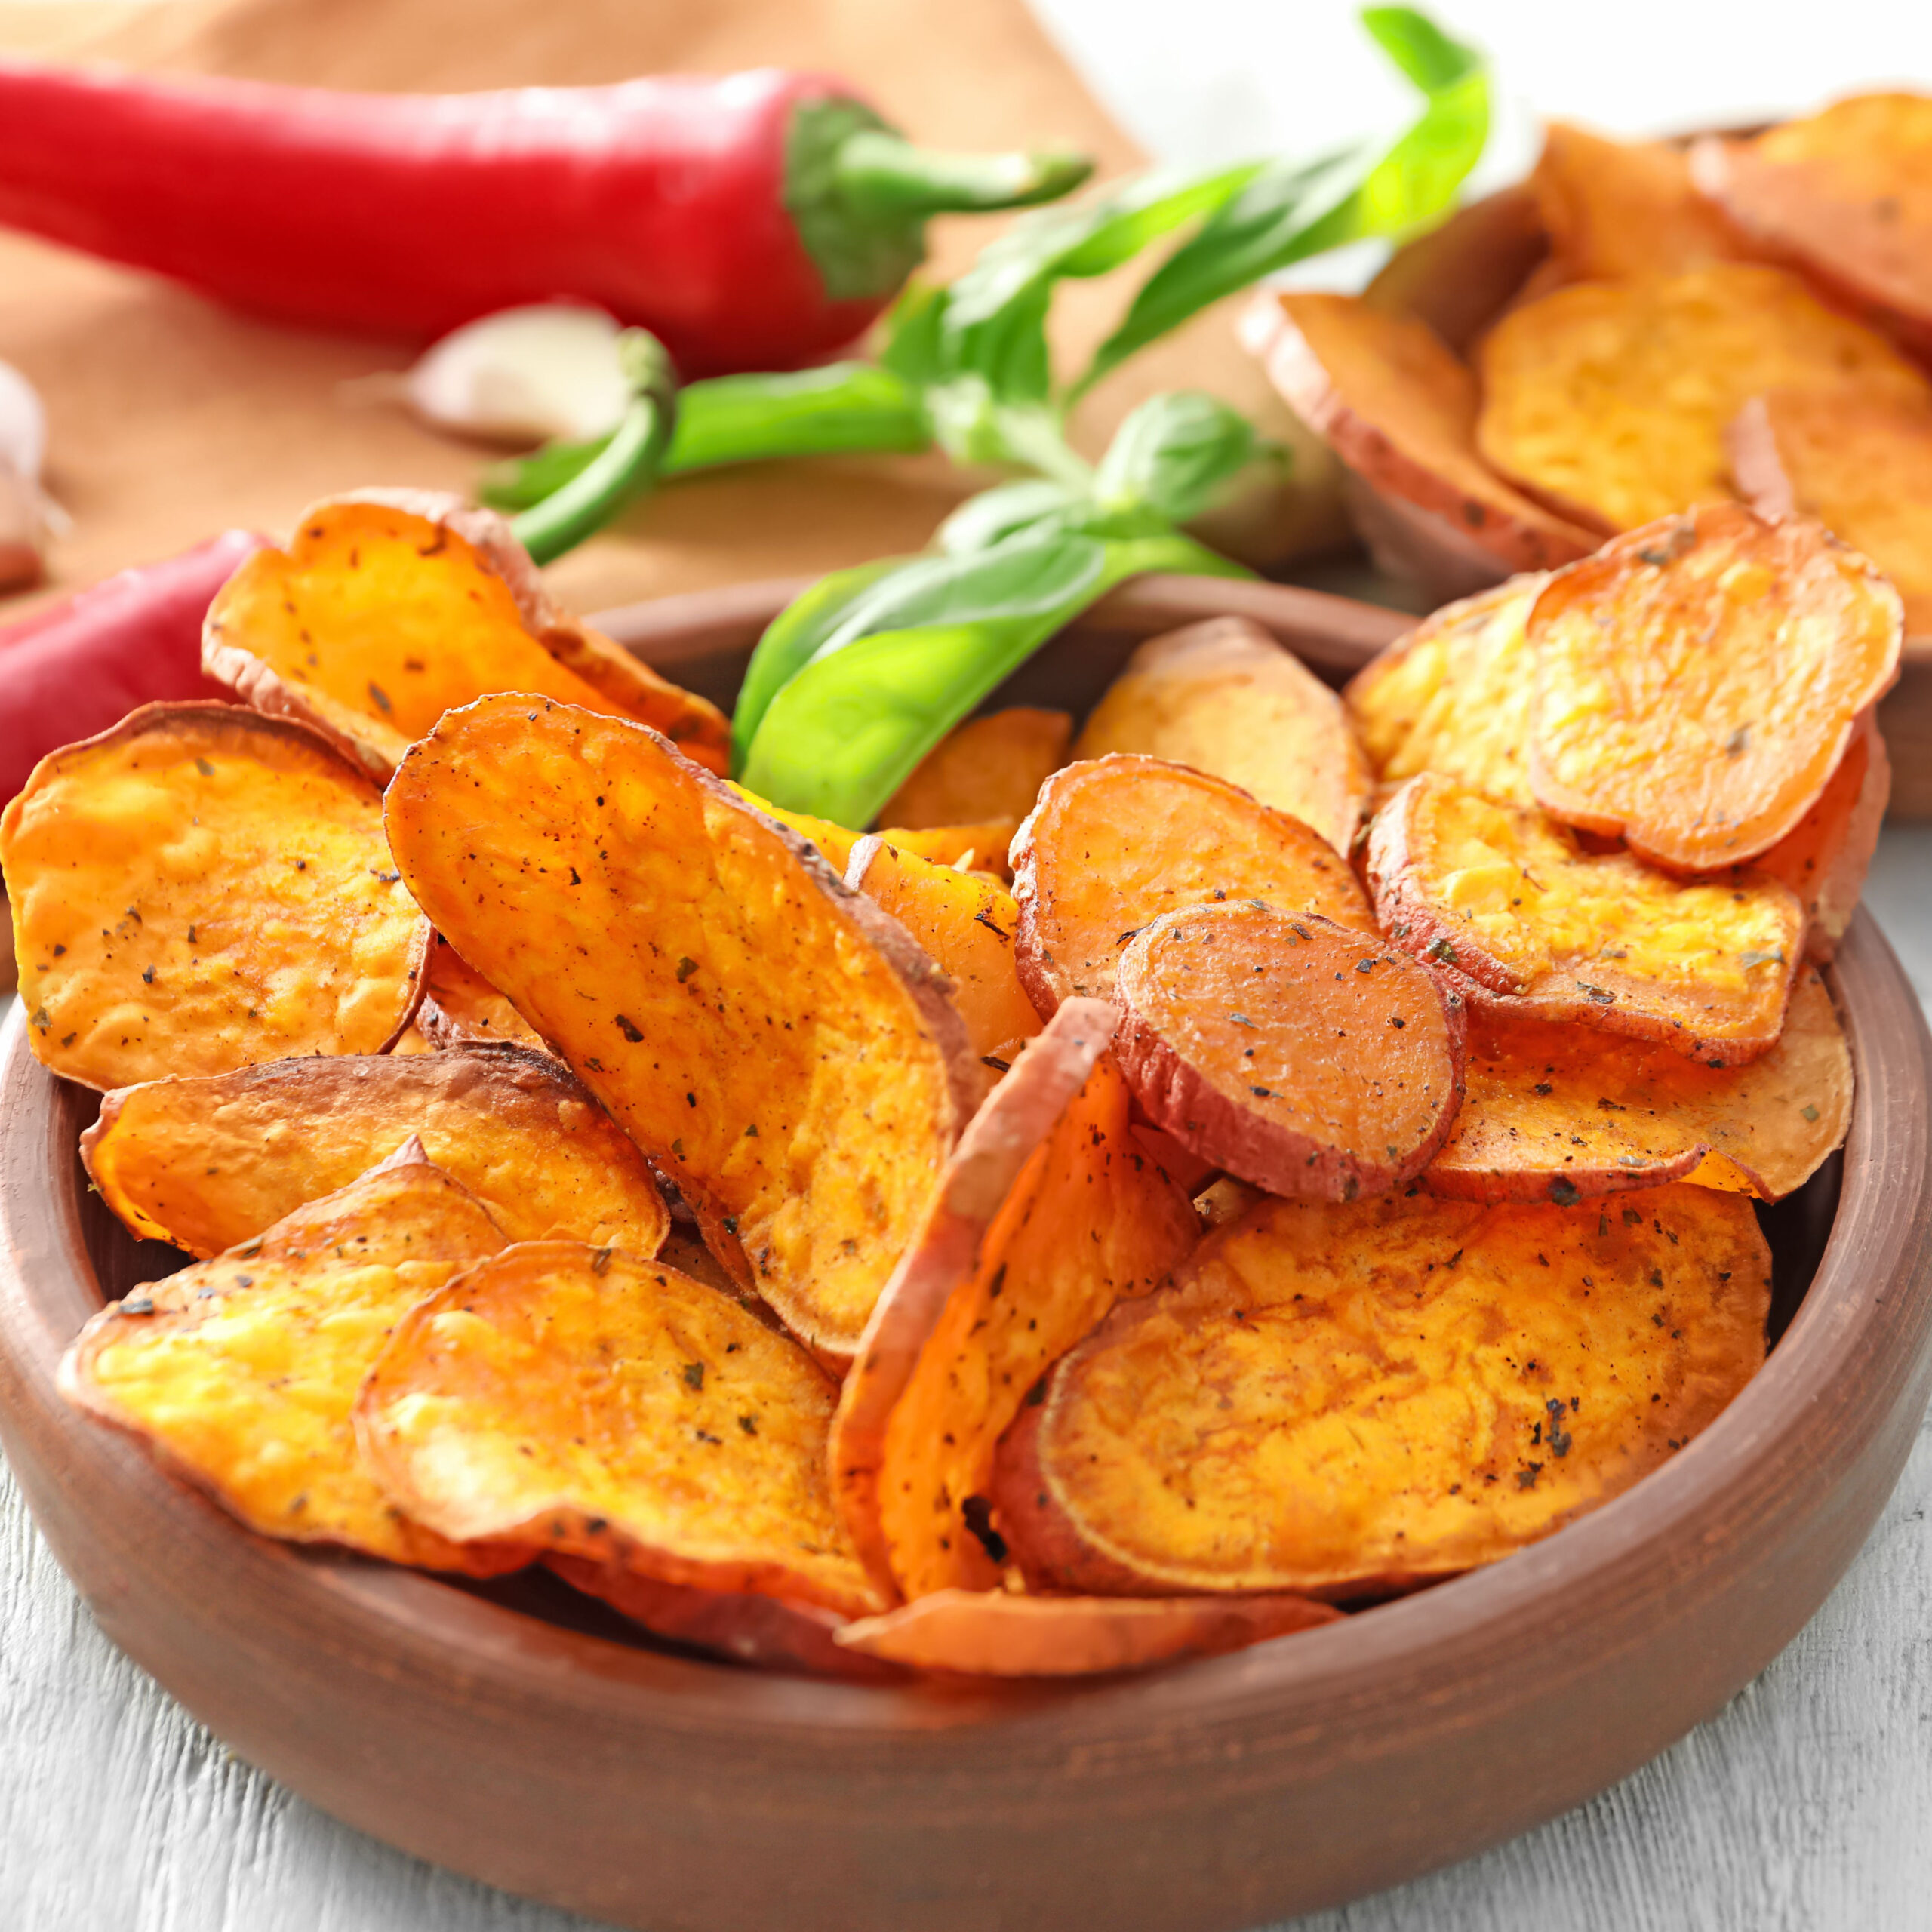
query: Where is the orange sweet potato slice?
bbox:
[737,787,1019,882]
[1113,903,1466,1201]
[1367,775,1804,1066]
[881,707,1072,829]
[1525,505,1903,869]
[1247,289,1601,570]
[832,1001,1198,1601]
[833,1588,1339,1677]
[1475,266,1932,534]
[1426,965,1850,1204]
[2,703,429,1091]
[356,1240,884,1619]
[1012,755,1373,1017]
[844,832,1041,1104]
[1729,391,1932,636]
[59,1141,527,1574]
[414,936,552,1054]
[1531,121,1755,281]
[1343,574,1544,806]
[384,694,975,1363]
[994,1182,1770,1599]
[1072,617,1373,854]
[1692,96,1932,358]
[80,1043,669,1260]
[1732,719,1889,964]
[203,491,728,782]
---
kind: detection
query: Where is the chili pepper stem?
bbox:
[510,332,678,566]
[833,132,1093,220]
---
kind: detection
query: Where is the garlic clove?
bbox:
[402,304,632,446]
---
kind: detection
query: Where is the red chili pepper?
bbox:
[0,62,1090,377]
[0,530,267,801]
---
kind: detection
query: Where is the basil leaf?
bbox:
[731,555,909,773]
[740,530,1247,826]
[938,479,1088,555]
[1077,6,1487,393]
[1093,392,1259,526]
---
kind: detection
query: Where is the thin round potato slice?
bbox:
[832,1001,1198,1601]
[880,707,1072,829]
[1693,96,1932,358]
[1011,754,1373,1018]
[1112,903,1465,1201]
[414,936,552,1053]
[1343,574,1545,805]
[81,1044,669,1260]
[1072,617,1373,854]
[204,491,728,781]
[59,1141,527,1574]
[1525,505,1903,870]
[1425,966,1850,1204]
[834,1588,1339,1678]
[1475,266,1932,534]
[1367,775,1804,1066]
[2,702,429,1090]
[385,695,975,1364]
[356,1241,883,1620]
[994,1183,1771,1600]
[1247,290,1600,568]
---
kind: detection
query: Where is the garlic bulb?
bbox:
[402,305,632,446]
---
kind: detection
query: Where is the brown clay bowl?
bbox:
[1328,181,1932,817]
[2,574,1930,1932]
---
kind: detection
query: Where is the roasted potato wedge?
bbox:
[82,1044,669,1260]
[995,1183,1770,1598]
[385,695,975,1362]
[1368,775,1804,1066]
[832,1002,1197,1600]
[60,1141,527,1574]
[1426,967,1850,1204]
[1013,755,1373,1016]
[881,707,1072,829]
[1072,617,1372,854]
[2,703,429,1089]
[1526,506,1903,869]
[204,491,728,780]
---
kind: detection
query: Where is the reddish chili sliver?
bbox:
[0,530,266,801]
[0,63,1089,377]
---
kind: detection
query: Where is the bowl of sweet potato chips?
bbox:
[0,490,1927,1931]
[1248,91,1932,816]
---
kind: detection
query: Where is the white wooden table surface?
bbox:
[6,3,1932,1926]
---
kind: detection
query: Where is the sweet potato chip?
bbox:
[833,1588,1339,1677]
[832,1002,1198,1601]
[385,695,974,1362]
[1475,266,1932,533]
[1694,95,1932,356]
[545,1554,885,1678]
[81,1044,670,1260]
[1072,618,1373,854]
[1426,966,1850,1204]
[844,832,1040,1103]
[1734,719,1890,963]
[1531,122,1755,281]
[60,1142,525,1574]
[203,491,728,781]
[414,936,552,1054]
[881,707,1072,829]
[1114,903,1466,1200]
[1247,289,1601,569]
[995,1183,1770,1598]
[356,1240,883,1617]
[1368,775,1804,1065]
[1729,390,1932,635]
[2,703,429,1090]
[1012,755,1373,1017]
[1525,506,1903,869]
[1343,575,1544,806]
[736,787,1018,882]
